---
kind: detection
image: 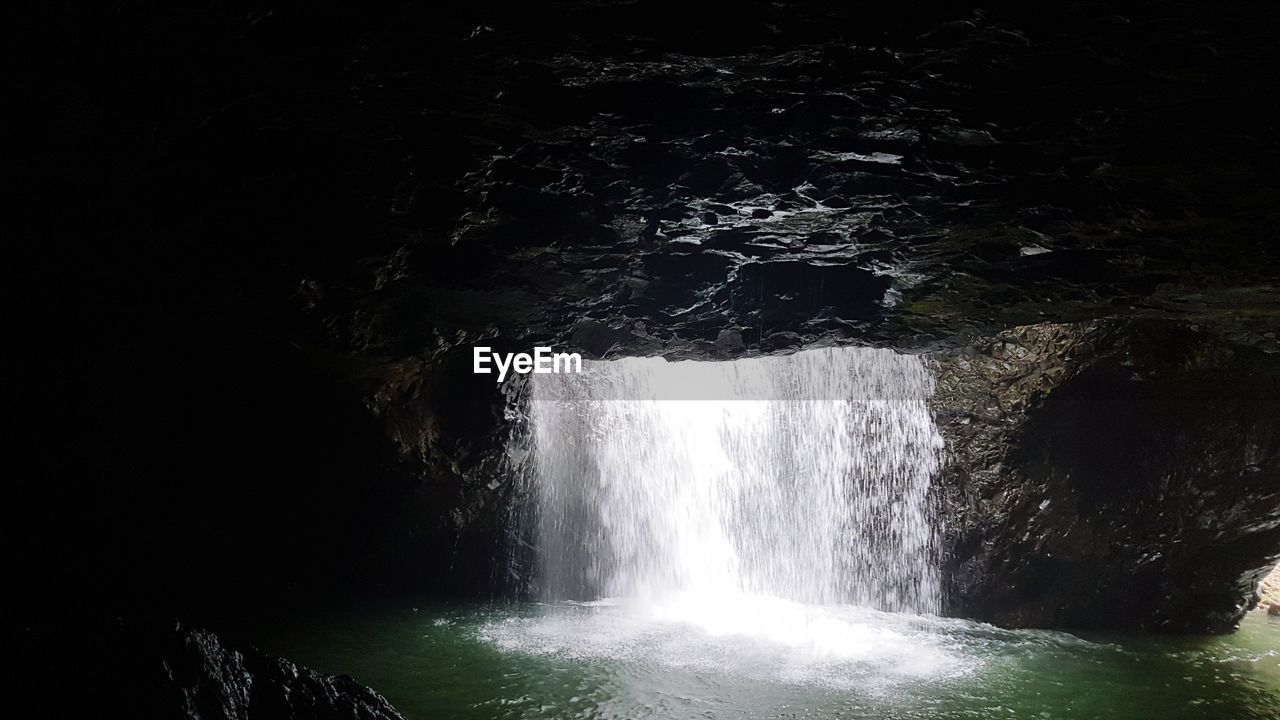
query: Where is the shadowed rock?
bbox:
[933,321,1280,632]
[10,621,404,720]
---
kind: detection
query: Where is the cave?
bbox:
[13,1,1280,718]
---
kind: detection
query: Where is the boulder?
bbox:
[933,321,1280,632]
[9,620,403,720]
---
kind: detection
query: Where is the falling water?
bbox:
[526,346,944,616]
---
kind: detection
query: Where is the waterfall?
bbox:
[525,346,944,616]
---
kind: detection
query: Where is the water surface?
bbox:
[243,600,1279,720]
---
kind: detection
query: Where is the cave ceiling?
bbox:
[53,3,1278,363]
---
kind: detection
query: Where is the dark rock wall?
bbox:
[319,0,1280,359]
[360,346,531,596]
[933,321,1280,632]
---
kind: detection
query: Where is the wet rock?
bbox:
[272,1,1280,363]
[1258,565,1280,609]
[933,321,1280,633]
[11,620,404,720]
[161,626,402,720]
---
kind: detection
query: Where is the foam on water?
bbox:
[480,598,976,692]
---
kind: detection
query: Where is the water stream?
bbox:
[239,349,1279,718]
[527,347,943,614]
[497,348,971,692]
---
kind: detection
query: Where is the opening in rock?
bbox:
[479,347,965,688]
[524,346,943,613]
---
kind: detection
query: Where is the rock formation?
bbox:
[932,321,1280,632]
[10,621,403,719]
[1259,565,1280,613]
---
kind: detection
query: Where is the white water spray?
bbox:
[526,346,944,616]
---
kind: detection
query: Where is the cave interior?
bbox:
[11,1,1280,717]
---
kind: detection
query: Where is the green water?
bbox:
[243,600,1279,720]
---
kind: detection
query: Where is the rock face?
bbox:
[11,621,403,720]
[932,321,1280,632]
[362,349,531,595]
[1259,565,1280,611]
[310,0,1280,364]
[162,627,403,720]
